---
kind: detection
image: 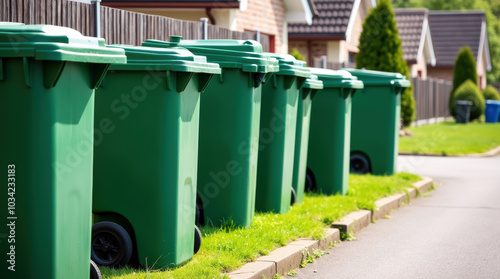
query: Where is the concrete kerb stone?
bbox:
[372,176,434,221]
[399,144,500,158]
[331,210,372,234]
[226,261,275,279]
[226,177,434,279]
[372,193,406,221]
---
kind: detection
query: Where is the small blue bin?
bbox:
[485,100,500,123]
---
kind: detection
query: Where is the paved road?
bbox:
[287,154,500,279]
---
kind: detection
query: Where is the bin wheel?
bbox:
[290,187,297,206]
[90,260,102,279]
[91,221,133,268]
[195,203,201,225]
[194,225,202,254]
[305,168,317,192]
[350,154,370,174]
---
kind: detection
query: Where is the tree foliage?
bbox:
[450,47,477,116]
[482,85,500,100]
[358,0,415,126]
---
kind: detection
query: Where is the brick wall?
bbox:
[427,67,453,82]
[235,0,286,53]
[289,41,309,62]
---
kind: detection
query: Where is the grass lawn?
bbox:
[399,121,500,155]
[100,172,421,279]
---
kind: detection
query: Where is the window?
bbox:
[348,52,356,63]
[479,76,483,90]
[417,70,422,78]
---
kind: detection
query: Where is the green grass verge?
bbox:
[399,121,500,155]
[101,172,421,279]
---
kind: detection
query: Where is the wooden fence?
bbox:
[411,77,453,125]
[0,0,270,50]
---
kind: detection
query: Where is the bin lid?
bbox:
[310,68,364,89]
[303,75,323,90]
[142,36,279,73]
[106,45,221,74]
[265,53,310,78]
[485,100,500,106]
[0,24,126,64]
[342,68,411,87]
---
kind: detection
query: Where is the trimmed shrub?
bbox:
[453,80,485,121]
[482,85,500,101]
[356,0,415,126]
[290,48,306,62]
[450,47,477,116]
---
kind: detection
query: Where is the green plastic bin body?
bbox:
[255,54,311,213]
[291,75,323,204]
[345,69,410,175]
[143,37,278,228]
[307,69,364,195]
[92,45,220,267]
[0,24,125,279]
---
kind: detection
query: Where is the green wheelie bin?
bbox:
[344,69,410,175]
[0,24,126,279]
[306,68,364,195]
[143,37,279,228]
[91,45,220,268]
[291,75,323,204]
[255,53,311,213]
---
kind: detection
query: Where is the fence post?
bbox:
[321,56,327,69]
[412,77,419,126]
[93,0,101,38]
[434,79,439,123]
[254,29,260,42]
[201,18,208,40]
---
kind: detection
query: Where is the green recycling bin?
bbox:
[92,45,220,268]
[307,68,364,195]
[255,53,310,213]
[143,37,279,227]
[344,69,410,175]
[291,75,323,204]
[0,24,125,279]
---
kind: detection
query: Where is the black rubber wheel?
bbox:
[305,168,317,192]
[194,225,202,254]
[350,154,370,174]
[195,203,201,225]
[91,221,133,268]
[290,187,297,206]
[90,260,102,279]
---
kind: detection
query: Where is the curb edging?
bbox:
[226,177,434,279]
[399,145,500,158]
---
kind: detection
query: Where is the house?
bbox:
[394,8,436,79]
[427,10,492,89]
[101,0,319,54]
[288,0,377,67]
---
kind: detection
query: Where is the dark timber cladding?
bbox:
[0,0,271,49]
[101,0,240,8]
[288,0,354,40]
[394,8,427,64]
[428,11,485,67]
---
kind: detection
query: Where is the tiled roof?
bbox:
[288,0,355,39]
[428,11,485,67]
[394,9,427,63]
